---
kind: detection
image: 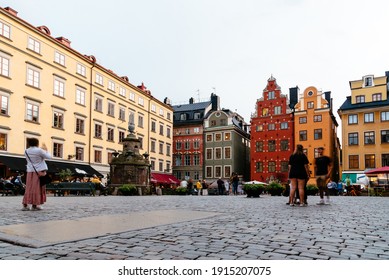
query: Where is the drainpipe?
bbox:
[88,63,96,165]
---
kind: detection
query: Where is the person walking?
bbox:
[315,147,332,205]
[23,138,51,211]
[196,180,202,195]
[288,144,310,207]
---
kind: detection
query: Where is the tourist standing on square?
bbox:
[231,173,239,195]
[288,144,310,207]
[315,147,332,204]
[23,138,51,211]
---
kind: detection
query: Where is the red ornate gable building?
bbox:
[250,76,295,183]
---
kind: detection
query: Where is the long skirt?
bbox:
[22,171,46,206]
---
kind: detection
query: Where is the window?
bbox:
[255,162,263,172]
[119,106,126,120]
[0,21,11,38]
[307,101,314,109]
[206,166,213,178]
[314,129,322,140]
[151,121,157,132]
[95,96,103,112]
[108,80,115,91]
[167,127,171,138]
[280,140,289,151]
[27,37,41,53]
[129,91,135,101]
[0,133,7,151]
[268,140,276,152]
[364,112,374,123]
[76,63,86,76]
[268,91,275,99]
[119,130,125,143]
[94,123,102,138]
[256,141,263,152]
[53,77,65,97]
[0,94,9,115]
[26,102,39,122]
[382,154,389,167]
[159,142,164,154]
[314,115,322,122]
[26,66,40,88]
[138,97,144,106]
[274,106,281,115]
[119,87,126,97]
[176,142,182,150]
[175,155,182,166]
[184,155,191,166]
[220,119,227,126]
[54,51,65,66]
[280,122,288,129]
[363,76,373,87]
[348,114,358,124]
[212,166,221,178]
[381,111,389,121]
[268,123,276,130]
[185,128,190,135]
[107,127,114,141]
[210,120,216,126]
[53,111,64,129]
[348,132,358,145]
[53,143,63,158]
[107,102,115,116]
[184,141,190,150]
[94,150,102,163]
[224,147,231,159]
[138,114,144,128]
[0,52,10,77]
[150,140,156,152]
[372,93,382,101]
[159,123,164,135]
[75,118,85,134]
[349,155,359,169]
[194,140,200,149]
[262,108,269,116]
[95,73,103,85]
[365,154,375,169]
[225,132,231,140]
[206,134,213,142]
[299,130,307,141]
[224,166,231,178]
[194,112,201,119]
[206,148,212,160]
[364,131,375,144]
[299,117,307,124]
[74,147,84,161]
[159,108,164,116]
[215,147,222,159]
[215,133,222,141]
[356,95,365,103]
[268,161,276,172]
[129,111,135,125]
[256,124,263,131]
[281,161,288,172]
[159,161,163,171]
[166,145,171,156]
[381,130,389,144]
[76,87,86,105]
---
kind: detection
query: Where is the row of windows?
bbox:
[260,106,283,116]
[175,140,201,150]
[355,93,382,103]
[348,130,389,145]
[255,139,289,152]
[299,115,322,123]
[206,132,231,142]
[348,111,389,124]
[348,154,389,169]
[255,161,289,173]
[174,171,201,181]
[255,121,289,132]
[0,21,171,121]
[205,165,232,179]
[150,140,171,156]
[175,154,201,166]
[205,147,231,160]
[298,129,323,141]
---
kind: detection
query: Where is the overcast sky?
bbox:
[3,0,389,128]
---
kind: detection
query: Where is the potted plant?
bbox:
[175,187,187,195]
[59,168,73,182]
[306,184,319,196]
[243,184,265,198]
[266,182,285,196]
[118,184,138,196]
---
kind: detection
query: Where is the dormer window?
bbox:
[363,76,374,87]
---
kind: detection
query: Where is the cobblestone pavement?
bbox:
[0,194,388,260]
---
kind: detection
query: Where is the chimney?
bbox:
[164,97,171,105]
[56,37,71,48]
[189,97,195,104]
[211,93,220,111]
[4,7,18,16]
[289,86,299,110]
[324,91,332,108]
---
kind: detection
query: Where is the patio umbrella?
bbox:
[243,180,269,185]
[365,166,389,184]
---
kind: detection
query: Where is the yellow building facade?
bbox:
[338,73,389,182]
[0,7,173,179]
[294,86,340,183]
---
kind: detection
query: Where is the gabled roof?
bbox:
[172,101,211,112]
[339,96,389,111]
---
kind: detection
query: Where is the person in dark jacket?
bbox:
[288,144,310,206]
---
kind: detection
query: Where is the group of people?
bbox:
[0,174,26,195]
[181,179,208,195]
[288,144,332,206]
